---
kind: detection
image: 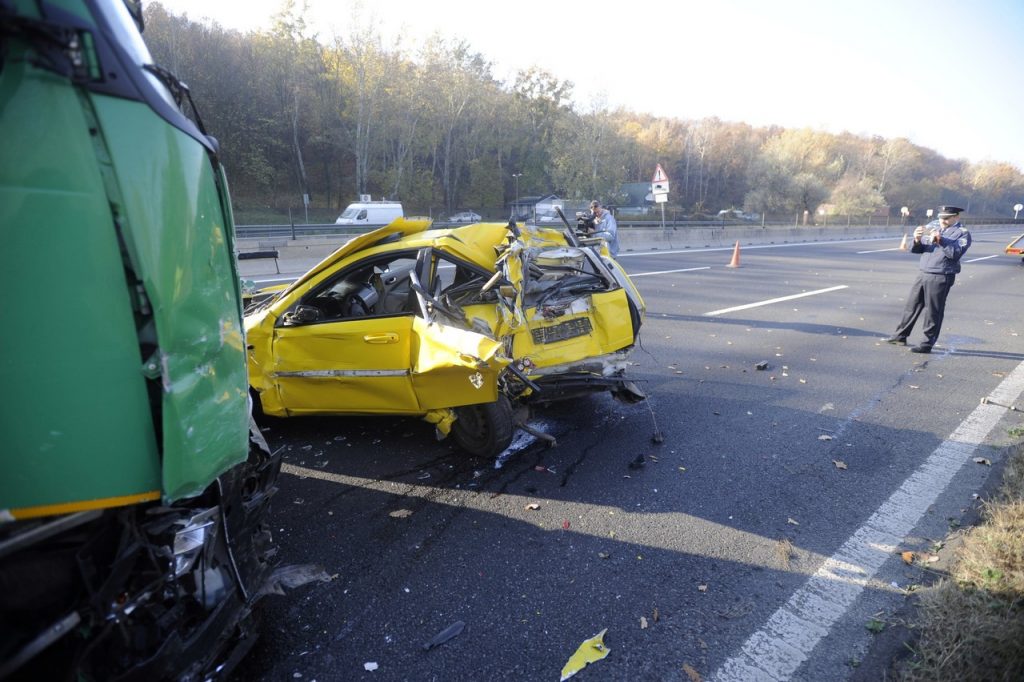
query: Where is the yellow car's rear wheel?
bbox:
[452,396,514,457]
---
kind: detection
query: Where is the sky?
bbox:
[152,0,1024,171]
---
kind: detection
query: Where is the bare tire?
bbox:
[452,396,514,457]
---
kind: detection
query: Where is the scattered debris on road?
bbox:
[258,564,334,597]
[422,621,466,651]
[560,629,610,681]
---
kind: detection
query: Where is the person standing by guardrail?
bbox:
[884,205,971,353]
[591,200,620,256]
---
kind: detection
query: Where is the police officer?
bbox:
[885,206,971,353]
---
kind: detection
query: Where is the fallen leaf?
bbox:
[833,460,848,470]
[562,520,571,529]
[364,662,378,671]
[973,457,992,466]
[525,503,540,511]
[640,616,648,629]
[787,517,800,525]
[683,663,703,682]
[598,551,610,560]
[389,509,413,518]
[901,551,915,564]
[653,607,660,622]
[698,584,708,592]
[818,434,834,441]
[799,379,807,384]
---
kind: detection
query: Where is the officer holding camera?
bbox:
[884,205,971,353]
[586,200,620,256]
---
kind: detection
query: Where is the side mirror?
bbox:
[283,305,321,326]
[125,0,145,33]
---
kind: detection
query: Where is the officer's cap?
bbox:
[937,205,963,216]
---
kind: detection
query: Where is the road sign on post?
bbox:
[651,164,670,196]
[1014,202,1022,219]
[651,164,670,228]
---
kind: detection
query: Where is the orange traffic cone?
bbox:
[726,240,742,268]
[898,233,908,251]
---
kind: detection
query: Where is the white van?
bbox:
[335,200,404,225]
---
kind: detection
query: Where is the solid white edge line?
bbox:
[964,254,998,263]
[711,359,1024,681]
[856,247,901,254]
[704,285,849,317]
[630,266,711,277]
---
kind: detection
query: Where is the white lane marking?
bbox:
[629,266,711,277]
[964,254,998,263]
[711,359,1024,681]
[856,247,901,254]
[251,275,294,285]
[614,227,1024,259]
[703,285,849,317]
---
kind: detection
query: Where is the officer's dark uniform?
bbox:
[887,206,971,353]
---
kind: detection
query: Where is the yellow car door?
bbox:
[269,314,419,414]
[409,315,505,409]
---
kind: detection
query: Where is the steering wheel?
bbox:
[342,293,371,317]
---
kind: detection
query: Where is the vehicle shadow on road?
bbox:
[234,384,982,681]
[643,310,882,338]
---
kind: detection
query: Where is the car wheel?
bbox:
[452,396,514,457]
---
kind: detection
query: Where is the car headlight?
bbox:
[172,508,219,577]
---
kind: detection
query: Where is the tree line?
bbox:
[143,1,1024,222]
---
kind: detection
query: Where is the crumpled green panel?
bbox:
[94,97,249,501]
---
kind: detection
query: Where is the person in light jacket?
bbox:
[589,200,620,257]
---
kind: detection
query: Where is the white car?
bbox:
[449,211,481,223]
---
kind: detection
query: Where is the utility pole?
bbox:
[512,173,522,218]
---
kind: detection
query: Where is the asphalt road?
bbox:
[233,229,1024,681]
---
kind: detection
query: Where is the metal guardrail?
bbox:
[234,220,473,239]
[234,217,1024,240]
[232,219,778,239]
[234,223,374,239]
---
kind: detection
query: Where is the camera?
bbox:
[575,210,595,234]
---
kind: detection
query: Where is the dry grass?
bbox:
[898,442,1024,681]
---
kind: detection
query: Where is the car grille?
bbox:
[530,317,593,344]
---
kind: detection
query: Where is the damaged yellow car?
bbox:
[244,218,645,456]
